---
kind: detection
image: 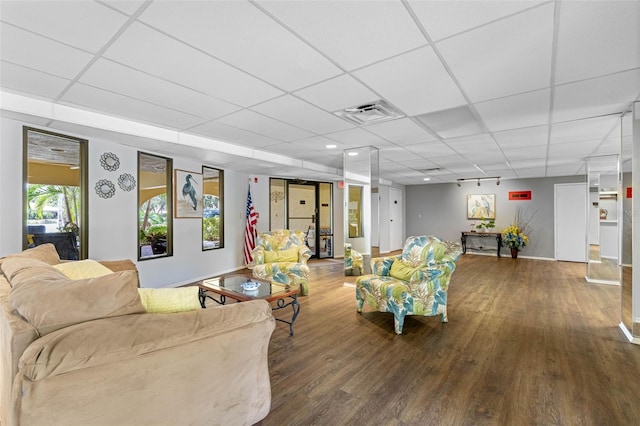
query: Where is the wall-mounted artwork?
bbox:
[467,194,496,219]
[174,169,203,218]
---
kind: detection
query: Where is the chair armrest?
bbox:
[297,245,312,264]
[371,255,401,276]
[250,246,266,267]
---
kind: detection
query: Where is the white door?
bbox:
[389,188,403,251]
[555,183,587,262]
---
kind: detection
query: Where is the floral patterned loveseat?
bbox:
[251,230,312,296]
[355,235,462,334]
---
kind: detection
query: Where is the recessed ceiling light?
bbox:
[423,177,431,181]
[326,144,337,149]
[347,152,358,156]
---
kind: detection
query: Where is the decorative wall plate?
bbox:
[118,173,136,191]
[95,179,116,199]
[100,152,120,171]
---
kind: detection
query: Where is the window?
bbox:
[202,165,224,250]
[23,127,87,260]
[138,152,173,260]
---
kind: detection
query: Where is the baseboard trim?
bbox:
[618,322,640,344]
[584,276,620,285]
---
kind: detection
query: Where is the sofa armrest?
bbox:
[297,245,312,264]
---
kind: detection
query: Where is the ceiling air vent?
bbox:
[334,100,403,125]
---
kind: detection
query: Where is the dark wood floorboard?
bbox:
[256,255,640,425]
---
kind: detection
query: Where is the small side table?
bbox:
[461,231,503,257]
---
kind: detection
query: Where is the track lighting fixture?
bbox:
[456,176,501,187]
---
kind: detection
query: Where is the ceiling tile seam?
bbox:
[50,0,154,105]
[0,58,72,84]
[100,57,249,110]
[586,116,627,158]
[428,0,556,44]
[543,0,562,178]
[60,80,205,120]
[554,66,640,89]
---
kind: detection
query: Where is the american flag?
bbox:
[244,184,258,265]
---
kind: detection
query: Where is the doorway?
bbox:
[269,178,333,259]
[389,188,403,252]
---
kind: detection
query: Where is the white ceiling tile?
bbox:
[60,83,203,130]
[353,46,466,116]
[445,133,497,152]
[1,1,128,53]
[516,167,547,177]
[379,147,421,162]
[546,164,583,177]
[416,106,484,138]
[409,0,546,41]
[437,3,554,102]
[509,159,546,169]
[293,74,379,112]
[325,128,392,148]
[257,0,426,70]
[552,69,640,123]
[103,22,283,107]
[215,110,313,142]
[365,118,437,145]
[493,125,549,148]
[397,158,440,170]
[290,136,349,151]
[548,140,600,158]
[100,1,146,16]
[405,141,457,158]
[139,1,341,91]
[262,142,323,158]
[251,95,353,134]
[0,23,93,79]
[555,1,640,84]
[550,115,619,145]
[475,89,550,132]
[503,145,548,161]
[0,61,69,100]
[186,122,281,149]
[80,59,240,120]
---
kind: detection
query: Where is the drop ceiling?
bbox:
[1,0,639,185]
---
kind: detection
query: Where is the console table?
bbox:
[461,232,503,257]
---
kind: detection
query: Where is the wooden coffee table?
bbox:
[198,274,300,336]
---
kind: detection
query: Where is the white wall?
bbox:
[1,117,267,288]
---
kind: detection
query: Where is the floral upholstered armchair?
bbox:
[251,229,312,296]
[355,235,462,334]
[344,243,364,276]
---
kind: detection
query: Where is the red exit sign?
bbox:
[509,191,532,201]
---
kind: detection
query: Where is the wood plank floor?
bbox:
[255,255,640,425]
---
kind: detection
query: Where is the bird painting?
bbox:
[182,173,198,211]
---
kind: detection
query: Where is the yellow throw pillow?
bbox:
[138,287,201,314]
[53,259,114,280]
[389,260,420,282]
[263,247,299,263]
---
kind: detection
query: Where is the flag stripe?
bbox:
[244,185,258,265]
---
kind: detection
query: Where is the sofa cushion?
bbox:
[4,243,61,266]
[389,260,420,282]
[138,287,201,313]
[7,257,145,336]
[53,259,114,279]
[263,247,298,263]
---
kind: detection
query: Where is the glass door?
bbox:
[287,181,317,257]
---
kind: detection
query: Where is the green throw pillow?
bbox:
[389,260,420,282]
[264,247,299,263]
[138,287,201,314]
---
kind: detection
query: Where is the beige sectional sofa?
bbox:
[0,244,275,426]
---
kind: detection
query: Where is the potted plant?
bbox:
[475,218,495,233]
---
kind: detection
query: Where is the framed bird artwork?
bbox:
[174,169,203,218]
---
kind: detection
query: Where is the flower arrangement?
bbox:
[501,207,536,251]
[501,225,528,249]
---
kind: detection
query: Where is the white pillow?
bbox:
[53,259,114,280]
